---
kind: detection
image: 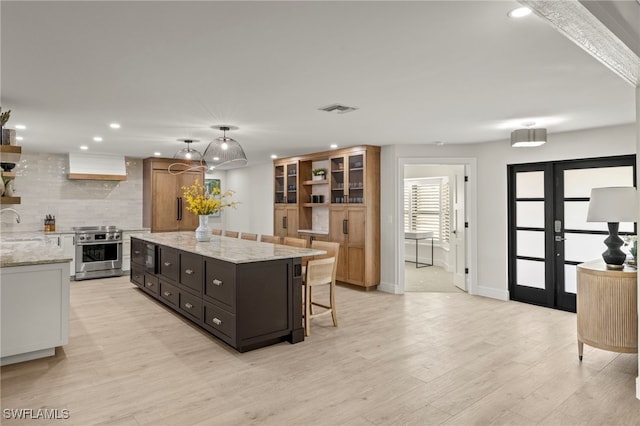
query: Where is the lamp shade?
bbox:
[510,128,547,147]
[173,139,202,161]
[203,125,248,170]
[586,187,638,222]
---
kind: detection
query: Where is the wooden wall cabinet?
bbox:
[274,145,380,289]
[143,158,204,232]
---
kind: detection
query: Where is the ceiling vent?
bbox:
[318,104,359,114]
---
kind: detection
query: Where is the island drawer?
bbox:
[143,274,159,296]
[203,301,236,342]
[130,266,144,288]
[204,258,236,312]
[159,246,179,282]
[131,238,146,266]
[159,280,179,308]
[179,291,202,322]
[179,251,203,295]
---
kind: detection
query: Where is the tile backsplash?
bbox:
[0,152,144,232]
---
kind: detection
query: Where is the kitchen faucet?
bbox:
[0,208,21,223]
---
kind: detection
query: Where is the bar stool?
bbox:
[224,230,239,238]
[211,229,222,236]
[260,234,281,244]
[282,237,307,248]
[240,232,258,241]
[304,256,338,336]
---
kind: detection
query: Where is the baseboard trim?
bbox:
[475,285,509,301]
[377,281,400,294]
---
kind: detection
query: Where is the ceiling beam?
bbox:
[519,0,640,87]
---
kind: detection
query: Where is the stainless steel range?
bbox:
[73,226,123,280]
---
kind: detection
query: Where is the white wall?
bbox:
[223,162,274,235]
[0,152,144,232]
[382,124,636,299]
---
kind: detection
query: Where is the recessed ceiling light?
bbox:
[330,144,338,149]
[508,7,532,18]
[213,157,220,161]
[209,166,215,170]
[153,152,162,156]
[93,136,103,142]
[270,154,278,159]
[15,124,26,130]
[80,145,89,150]
[109,123,121,129]
[16,136,24,141]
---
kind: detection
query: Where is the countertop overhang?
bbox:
[0,240,71,268]
[131,232,325,264]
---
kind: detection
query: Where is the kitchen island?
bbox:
[0,239,72,365]
[129,232,324,352]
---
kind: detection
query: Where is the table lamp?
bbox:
[586,186,638,269]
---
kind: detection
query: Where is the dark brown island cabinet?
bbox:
[130,237,305,352]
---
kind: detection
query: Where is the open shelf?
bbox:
[302,203,330,207]
[0,145,21,164]
[0,196,21,204]
[1,171,17,179]
[303,179,328,185]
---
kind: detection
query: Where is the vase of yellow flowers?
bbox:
[182,179,236,241]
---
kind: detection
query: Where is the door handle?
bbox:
[177,197,181,221]
[555,236,566,242]
[343,219,348,235]
[283,216,288,229]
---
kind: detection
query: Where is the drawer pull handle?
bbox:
[212,318,222,325]
[163,291,172,297]
[164,262,172,266]
[184,302,193,309]
[213,279,223,286]
[146,282,154,287]
[185,269,194,275]
[134,250,141,254]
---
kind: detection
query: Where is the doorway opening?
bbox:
[397,157,477,295]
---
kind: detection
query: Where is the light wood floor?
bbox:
[404,264,463,293]
[2,276,639,425]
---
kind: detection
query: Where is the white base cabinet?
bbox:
[1,262,70,365]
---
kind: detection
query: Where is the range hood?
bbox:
[67,153,127,181]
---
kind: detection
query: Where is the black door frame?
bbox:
[508,154,636,312]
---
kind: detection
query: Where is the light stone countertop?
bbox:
[0,240,72,268]
[130,231,325,264]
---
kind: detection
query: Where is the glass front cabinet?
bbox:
[273,145,380,289]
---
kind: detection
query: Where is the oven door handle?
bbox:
[76,241,123,246]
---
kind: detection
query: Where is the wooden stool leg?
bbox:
[330,282,338,327]
[309,287,313,315]
[305,284,311,337]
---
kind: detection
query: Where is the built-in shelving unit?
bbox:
[273,145,380,289]
[0,146,21,204]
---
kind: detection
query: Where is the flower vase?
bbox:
[195,215,211,242]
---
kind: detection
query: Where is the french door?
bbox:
[508,155,636,312]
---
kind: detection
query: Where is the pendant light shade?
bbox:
[510,128,547,147]
[173,138,203,161]
[203,125,248,169]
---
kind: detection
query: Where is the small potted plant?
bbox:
[312,168,327,181]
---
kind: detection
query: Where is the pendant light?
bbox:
[203,125,248,169]
[510,128,547,147]
[173,138,203,160]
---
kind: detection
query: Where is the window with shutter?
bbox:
[404,178,450,242]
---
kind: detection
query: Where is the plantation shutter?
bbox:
[441,182,450,242]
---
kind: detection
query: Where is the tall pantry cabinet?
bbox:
[273,145,380,289]
[143,158,204,232]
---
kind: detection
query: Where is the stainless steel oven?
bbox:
[74,226,123,280]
